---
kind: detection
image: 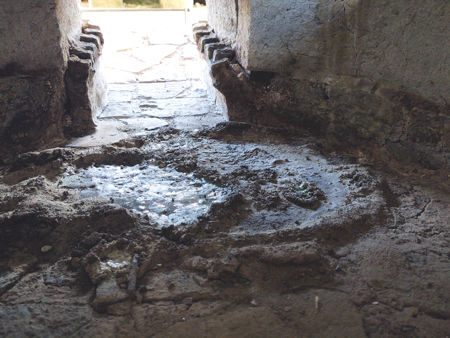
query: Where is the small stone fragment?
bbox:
[93,277,129,309]
[41,245,53,253]
[335,247,350,258]
[282,180,326,210]
[404,307,419,318]
[70,257,81,269]
[212,48,235,61]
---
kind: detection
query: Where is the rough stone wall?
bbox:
[57,0,83,66]
[205,0,450,170]
[0,0,104,161]
[0,0,65,71]
[207,0,238,43]
[207,0,250,68]
[305,0,449,106]
[249,0,319,73]
[208,0,449,105]
[0,74,66,161]
[0,0,70,161]
[65,24,106,136]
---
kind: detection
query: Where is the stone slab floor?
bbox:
[71,8,225,147]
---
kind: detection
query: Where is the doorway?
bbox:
[72,4,226,146]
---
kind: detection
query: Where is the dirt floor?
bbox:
[0,124,449,337]
[0,10,449,338]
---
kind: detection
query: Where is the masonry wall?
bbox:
[208,0,449,105]
[207,0,250,68]
[0,0,63,71]
[0,0,104,162]
[57,0,83,66]
[206,0,450,169]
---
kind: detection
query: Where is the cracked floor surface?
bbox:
[0,125,449,337]
[0,10,449,338]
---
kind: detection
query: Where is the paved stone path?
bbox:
[71,9,225,147]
